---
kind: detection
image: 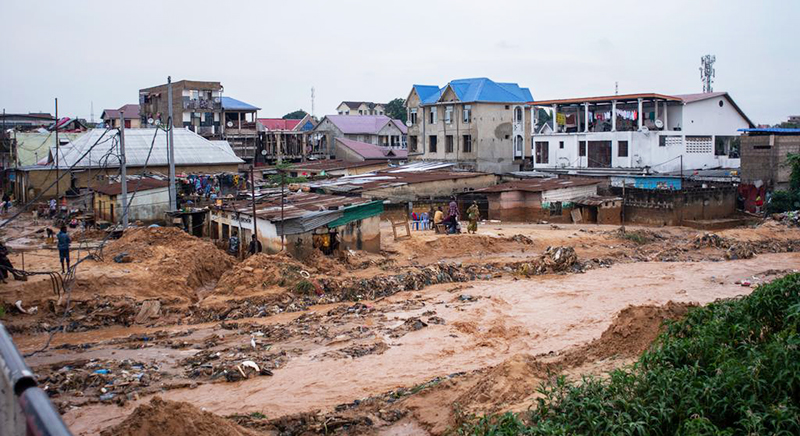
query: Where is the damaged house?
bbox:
[209,192,383,259]
[479,178,608,223]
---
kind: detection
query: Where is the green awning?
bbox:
[326,200,384,228]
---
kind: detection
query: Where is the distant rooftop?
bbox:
[413,78,532,105]
[739,128,800,135]
[479,178,599,193]
[221,97,260,111]
[320,115,407,135]
[336,138,408,160]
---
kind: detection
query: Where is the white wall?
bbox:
[681,96,751,136]
[114,187,170,222]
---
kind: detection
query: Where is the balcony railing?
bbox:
[183,98,221,111]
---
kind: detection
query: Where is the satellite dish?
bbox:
[226,121,233,127]
[640,125,649,133]
[261,149,267,156]
[405,120,412,127]
[147,118,155,125]
[654,119,664,129]
[154,120,161,126]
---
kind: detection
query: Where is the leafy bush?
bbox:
[767,190,800,214]
[458,274,800,435]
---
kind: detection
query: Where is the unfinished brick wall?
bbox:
[619,187,736,226]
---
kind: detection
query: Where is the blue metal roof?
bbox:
[413,85,443,105]
[414,78,532,105]
[221,96,261,111]
[739,128,800,134]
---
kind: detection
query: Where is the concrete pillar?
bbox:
[583,103,589,132]
[664,102,669,130]
[654,100,659,126]
[611,101,617,132]
[637,98,643,130]
[552,104,558,133]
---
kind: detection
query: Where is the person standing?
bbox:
[57,225,71,273]
[248,235,262,256]
[446,198,459,234]
[228,230,240,257]
[49,198,57,218]
[2,193,10,215]
[0,242,14,284]
[467,201,480,234]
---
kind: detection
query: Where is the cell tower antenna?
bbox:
[90,101,94,123]
[311,87,315,118]
[700,54,716,93]
[615,81,618,95]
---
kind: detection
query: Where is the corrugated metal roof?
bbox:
[221,192,373,221]
[572,196,623,206]
[291,159,386,172]
[739,128,800,134]
[92,178,169,196]
[532,93,682,106]
[38,128,242,170]
[479,178,599,193]
[309,168,490,193]
[101,104,140,120]
[221,96,260,111]
[258,118,302,131]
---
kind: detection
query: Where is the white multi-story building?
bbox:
[529,92,754,173]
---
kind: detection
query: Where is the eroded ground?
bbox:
[2,216,799,435]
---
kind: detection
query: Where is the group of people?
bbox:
[415,198,481,235]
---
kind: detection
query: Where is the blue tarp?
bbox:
[221,96,261,111]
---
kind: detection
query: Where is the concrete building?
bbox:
[738,128,800,212]
[529,92,754,173]
[334,138,407,163]
[311,115,407,158]
[101,104,141,129]
[221,97,260,164]
[13,128,243,202]
[337,101,386,116]
[92,178,169,224]
[405,77,533,174]
[139,80,223,137]
[257,115,316,163]
[479,178,601,222]
[209,192,383,259]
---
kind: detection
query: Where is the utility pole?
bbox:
[119,112,128,229]
[167,76,177,211]
[249,165,258,248]
[280,169,285,251]
[55,98,59,200]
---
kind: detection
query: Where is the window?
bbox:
[463,105,472,123]
[579,141,586,156]
[409,136,418,152]
[359,110,363,115]
[430,107,437,124]
[618,140,628,157]
[715,136,741,158]
[463,135,472,153]
[445,106,453,124]
[410,108,417,125]
[559,141,564,149]
[446,135,454,152]
[429,135,437,153]
[514,106,523,122]
[550,202,562,217]
[535,141,549,164]
[505,105,510,110]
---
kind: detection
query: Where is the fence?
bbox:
[0,324,72,436]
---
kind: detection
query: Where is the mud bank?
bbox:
[60,253,800,435]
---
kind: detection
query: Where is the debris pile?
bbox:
[693,232,731,249]
[515,246,578,276]
[38,358,164,409]
[770,210,800,227]
[101,396,258,436]
[726,243,756,260]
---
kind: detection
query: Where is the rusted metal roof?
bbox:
[291,159,386,172]
[92,178,169,196]
[572,195,623,206]
[219,192,371,221]
[479,178,599,193]
[310,170,491,193]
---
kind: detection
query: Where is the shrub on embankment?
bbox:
[458,273,800,435]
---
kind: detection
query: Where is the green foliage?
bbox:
[787,153,800,192]
[766,190,800,214]
[294,279,315,294]
[282,110,308,120]
[266,162,307,185]
[535,108,552,131]
[620,230,654,245]
[458,274,800,435]
[385,98,407,123]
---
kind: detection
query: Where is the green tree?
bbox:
[535,108,552,131]
[282,110,308,120]
[385,98,407,123]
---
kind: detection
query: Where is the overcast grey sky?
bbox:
[1,0,798,124]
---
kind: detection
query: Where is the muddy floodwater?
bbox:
[56,253,799,435]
